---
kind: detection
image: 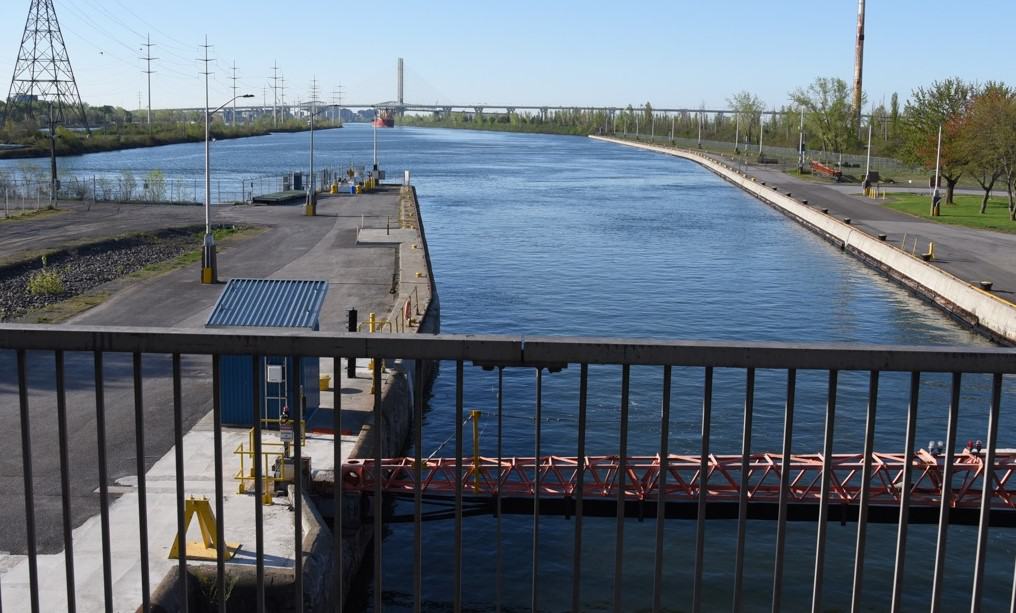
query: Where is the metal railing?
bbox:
[0,324,1014,612]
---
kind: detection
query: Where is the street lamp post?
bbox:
[306,103,339,217]
[202,92,254,284]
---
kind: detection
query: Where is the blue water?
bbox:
[6,125,1013,611]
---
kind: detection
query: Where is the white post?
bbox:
[932,124,942,214]
[798,110,805,172]
[759,115,764,155]
[865,120,873,179]
[697,112,702,148]
[734,113,740,152]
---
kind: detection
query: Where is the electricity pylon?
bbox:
[2,0,89,131]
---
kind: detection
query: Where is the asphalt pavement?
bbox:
[0,188,404,553]
[716,155,1016,302]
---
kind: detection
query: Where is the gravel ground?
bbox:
[0,226,205,321]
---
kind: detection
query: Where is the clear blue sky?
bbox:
[2,0,1014,111]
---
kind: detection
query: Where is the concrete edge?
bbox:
[590,135,1016,345]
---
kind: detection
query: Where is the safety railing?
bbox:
[0,324,1014,613]
[233,418,307,496]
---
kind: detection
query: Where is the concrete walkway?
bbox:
[706,152,1016,303]
[0,357,373,612]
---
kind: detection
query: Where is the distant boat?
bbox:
[372,108,395,128]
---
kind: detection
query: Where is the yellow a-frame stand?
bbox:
[168,496,241,561]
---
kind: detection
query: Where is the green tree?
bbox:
[960,83,1012,213]
[900,77,972,205]
[790,77,855,158]
[726,91,763,148]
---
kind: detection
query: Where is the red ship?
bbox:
[372,108,395,128]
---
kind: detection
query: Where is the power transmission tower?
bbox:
[230,61,239,126]
[2,0,89,131]
[280,72,287,120]
[270,61,279,127]
[141,33,157,129]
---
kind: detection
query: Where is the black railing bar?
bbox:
[890,372,920,613]
[692,366,713,613]
[930,372,962,613]
[251,355,265,613]
[293,358,304,613]
[495,365,503,613]
[523,337,1016,372]
[132,353,151,612]
[612,364,630,613]
[454,360,464,613]
[171,354,188,613]
[652,365,672,613]
[212,355,226,613]
[16,350,39,613]
[414,359,424,613]
[970,373,1003,612]
[334,357,345,613]
[94,351,113,613]
[771,368,796,613]
[811,370,838,613]
[732,367,755,613]
[4,325,1016,373]
[55,350,77,613]
[572,363,588,613]
[850,370,879,612]
[373,360,384,613]
[532,368,543,613]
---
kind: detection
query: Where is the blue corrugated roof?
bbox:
[206,278,327,329]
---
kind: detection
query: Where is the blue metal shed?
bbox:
[207,278,327,427]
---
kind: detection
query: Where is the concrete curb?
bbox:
[591,136,1016,345]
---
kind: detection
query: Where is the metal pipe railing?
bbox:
[1,324,1014,612]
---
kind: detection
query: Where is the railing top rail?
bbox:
[1,324,1014,372]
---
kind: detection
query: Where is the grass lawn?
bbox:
[884,193,1016,234]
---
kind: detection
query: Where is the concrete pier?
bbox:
[591,136,1016,344]
[0,182,439,611]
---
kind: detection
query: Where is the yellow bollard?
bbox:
[368,312,377,333]
[471,410,481,493]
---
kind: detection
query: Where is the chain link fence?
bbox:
[0,168,351,217]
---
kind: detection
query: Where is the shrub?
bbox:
[27,258,64,295]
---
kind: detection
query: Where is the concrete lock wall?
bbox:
[590,136,1016,345]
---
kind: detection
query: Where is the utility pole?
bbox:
[200,35,216,282]
[230,61,239,126]
[852,0,866,138]
[271,62,280,128]
[798,110,805,173]
[734,113,740,153]
[697,112,703,148]
[141,33,157,130]
[758,115,764,156]
[307,77,318,213]
[931,124,942,217]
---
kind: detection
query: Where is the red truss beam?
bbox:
[342,450,1016,509]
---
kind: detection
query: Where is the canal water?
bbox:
[5,124,1013,611]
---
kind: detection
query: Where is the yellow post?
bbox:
[368,312,377,333]
[471,410,481,493]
